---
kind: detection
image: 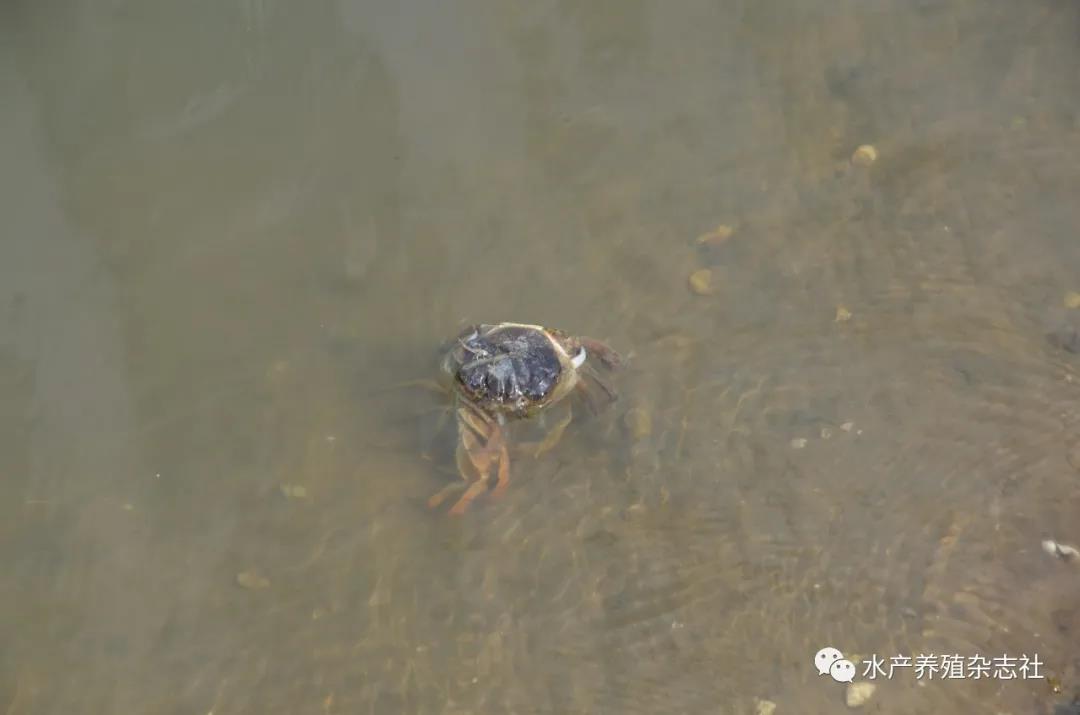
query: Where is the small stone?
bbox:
[1065,291,1080,309]
[1042,539,1080,562]
[280,484,308,499]
[790,438,808,449]
[835,305,852,322]
[623,407,653,440]
[754,698,777,715]
[696,224,734,247]
[236,569,270,590]
[688,269,714,295]
[820,427,833,439]
[851,145,878,167]
[845,681,876,708]
[840,422,855,432]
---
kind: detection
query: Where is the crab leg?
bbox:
[427,481,467,509]
[432,398,508,514]
[458,404,493,439]
[448,477,492,516]
[488,438,511,500]
[457,405,501,475]
[578,364,619,415]
[516,405,573,459]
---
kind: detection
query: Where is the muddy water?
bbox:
[3,0,1080,713]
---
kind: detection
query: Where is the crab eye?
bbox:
[571,347,587,368]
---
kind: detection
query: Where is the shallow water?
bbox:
[2,0,1080,713]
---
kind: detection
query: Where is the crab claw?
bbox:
[578,337,624,370]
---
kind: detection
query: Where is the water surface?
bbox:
[3,0,1080,712]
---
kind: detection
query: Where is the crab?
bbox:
[426,323,623,515]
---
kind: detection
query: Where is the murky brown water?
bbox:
[3,0,1080,713]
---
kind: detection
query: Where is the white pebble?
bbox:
[845,681,876,708]
[1042,539,1079,562]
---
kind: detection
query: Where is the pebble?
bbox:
[851,145,878,167]
[688,269,714,295]
[623,407,653,440]
[845,681,876,708]
[1065,291,1080,309]
[236,569,270,590]
[696,224,734,247]
[1042,539,1080,563]
[754,698,777,715]
[280,484,309,499]
[790,438,808,449]
[835,305,852,322]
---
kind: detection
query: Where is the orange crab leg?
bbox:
[448,477,492,516]
[427,481,466,509]
[459,421,500,478]
[458,404,493,437]
[488,439,511,500]
[430,400,506,514]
